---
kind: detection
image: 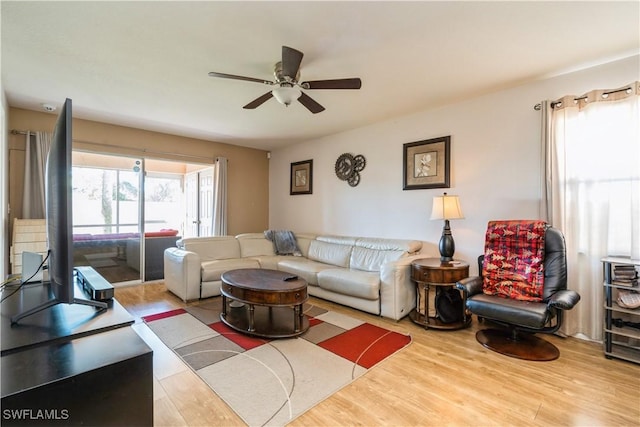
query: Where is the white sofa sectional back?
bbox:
[179,236,240,261]
[350,238,421,272]
[235,233,274,258]
[164,232,424,320]
[235,233,280,270]
[308,238,353,268]
[289,233,318,258]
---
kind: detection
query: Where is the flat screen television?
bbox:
[11,98,107,323]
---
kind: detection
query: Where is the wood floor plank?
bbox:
[115,283,640,426]
[154,394,189,427]
[160,370,244,426]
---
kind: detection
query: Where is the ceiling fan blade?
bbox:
[281,46,304,78]
[243,92,274,109]
[298,92,325,114]
[208,71,274,85]
[301,78,362,90]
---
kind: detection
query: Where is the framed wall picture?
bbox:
[290,159,313,195]
[403,136,451,190]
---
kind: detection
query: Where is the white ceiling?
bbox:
[2,1,638,151]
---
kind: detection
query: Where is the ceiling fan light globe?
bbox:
[272,86,302,106]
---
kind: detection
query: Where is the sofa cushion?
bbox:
[201,258,260,282]
[317,269,380,300]
[252,255,291,271]
[350,247,406,272]
[316,235,358,246]
[277,258,334,286]
[307,240,353,268]
[293,233,317,258]
[236,233,276,258]
[356,237,422,253]
[145,229,179,237]
[467,293,549,329]
[179,236,240,261]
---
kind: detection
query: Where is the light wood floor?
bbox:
[115,283,640,427]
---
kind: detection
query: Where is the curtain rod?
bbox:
[534,85,634,111]
[75,139,214,163]
[10,129,213,163]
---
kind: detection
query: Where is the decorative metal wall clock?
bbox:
[335,153,366,187]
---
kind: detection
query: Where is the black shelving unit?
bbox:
[602,257,640,364]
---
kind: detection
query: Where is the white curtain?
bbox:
[22,131,52,219]
[212,157,228,236]
[542,82,640,340]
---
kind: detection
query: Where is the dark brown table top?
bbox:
[412,258,469,270]
[221,268,307,293]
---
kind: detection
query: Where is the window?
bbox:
[72,166,140,235]
[144,173,184,233]
[546,83,639,340]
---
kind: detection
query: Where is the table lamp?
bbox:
[430,192,464,262]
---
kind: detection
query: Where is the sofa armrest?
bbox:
[379,255,425,320]
[164,247,202,302]
[547,289,580,310]
[456,276,483,298]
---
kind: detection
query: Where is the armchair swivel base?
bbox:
[476,328,559,361]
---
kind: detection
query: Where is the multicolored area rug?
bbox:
[143,300,411,426]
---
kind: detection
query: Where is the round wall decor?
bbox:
[335,153,366,187]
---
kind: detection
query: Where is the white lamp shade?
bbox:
[272,86,302,106]
[430,194,464,220]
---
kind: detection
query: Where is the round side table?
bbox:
[409,258,470,330]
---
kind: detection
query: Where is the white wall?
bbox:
[269,55,639,275]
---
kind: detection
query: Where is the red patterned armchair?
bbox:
[456,220,580,361]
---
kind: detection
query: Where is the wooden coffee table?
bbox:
[220,268,309,338]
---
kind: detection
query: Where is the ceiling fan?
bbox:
[208,46,362,114]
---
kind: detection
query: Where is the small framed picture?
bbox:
[290,159,313,195]
[403,136,450,190]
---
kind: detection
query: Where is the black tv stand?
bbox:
[1,274,153,426]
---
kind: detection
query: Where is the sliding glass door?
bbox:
[72,152,142,284]
[71,153,213,284]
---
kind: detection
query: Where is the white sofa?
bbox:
[164,232,423,320]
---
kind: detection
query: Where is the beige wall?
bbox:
[8,107,269,240]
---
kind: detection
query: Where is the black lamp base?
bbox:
[439,219,455,262]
